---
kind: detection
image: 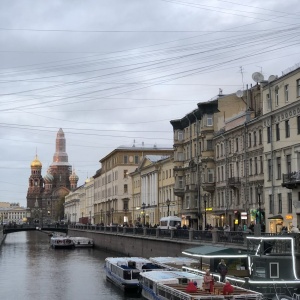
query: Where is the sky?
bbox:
[0,0,299,207]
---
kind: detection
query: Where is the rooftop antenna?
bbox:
[142,141,144,147]
[236,90,244,98]
[133,139,136,147]
[240,66,245,91]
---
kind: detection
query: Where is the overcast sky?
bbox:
[0,0,299,207]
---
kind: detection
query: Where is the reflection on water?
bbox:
[0,231,140,300]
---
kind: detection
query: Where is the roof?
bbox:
[182,245,248,258]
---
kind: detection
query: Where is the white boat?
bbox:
[70,237,94,248]
[139,270,263,300]
[105,257,164,293]
[50,236,74,249]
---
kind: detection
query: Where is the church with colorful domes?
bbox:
[26,128,79,224]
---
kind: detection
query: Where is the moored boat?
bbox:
[149,256,200,270]
[70,237,94,248]
[50,236,74,249]
[139,270,263,300]
[105,257,164,293]
[182,235,300,298]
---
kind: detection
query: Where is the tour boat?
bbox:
[70,237,94,248]
[50,236,74,249]
[104,257,164,293]
[139,270,263,300]
[182,235,300,298]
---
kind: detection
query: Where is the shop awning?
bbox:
[182,245,248,258]
[267,214,283,220]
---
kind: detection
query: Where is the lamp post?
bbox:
[257,185,262,225]
[166,199,170,217]
[142,202,146,227]
[106,211,111,225]
[204,194,207,229]
[100,209,103,224]
[111,208,114,224]
[89,211,92,225]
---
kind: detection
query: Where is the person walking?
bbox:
[217,259,228,282]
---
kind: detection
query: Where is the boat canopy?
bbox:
[182,245,248,258]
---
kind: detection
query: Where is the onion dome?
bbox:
[44,169,54,182]
[69,169,79,182]
[31,154,42,168]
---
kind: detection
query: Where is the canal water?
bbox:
[0,231,140,300]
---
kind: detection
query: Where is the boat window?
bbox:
[254,267,266,278]
[269,262,279,278]
[128,261,136,268]
[132,271,139,279]
[123,270,132,280]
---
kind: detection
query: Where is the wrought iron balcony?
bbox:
[228,177,241,188]
[282,171,300,189]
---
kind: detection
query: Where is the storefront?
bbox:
[268,214,283,233]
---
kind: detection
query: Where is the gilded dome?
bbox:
[31,155,42,168]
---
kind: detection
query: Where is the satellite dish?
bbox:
[252,72,264,83]
[268,75,277,82]
[236,90,243,98]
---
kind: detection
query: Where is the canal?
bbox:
[0,231,140,300]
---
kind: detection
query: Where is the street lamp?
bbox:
[257,185,262,225]
[166,199,170,216]
[204,194,207,229]
[89,210,91,225]
[142,202,146,226]
[111,208,114,224]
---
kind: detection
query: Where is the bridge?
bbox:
[1,224,68,235]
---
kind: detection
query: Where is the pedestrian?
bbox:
[290,225,299,233]
[203,269,213,293]
[217,259,228,282]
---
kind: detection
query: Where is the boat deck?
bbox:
[163,283,261,299]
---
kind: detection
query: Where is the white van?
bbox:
[158,216,181,229]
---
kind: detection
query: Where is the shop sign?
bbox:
[206,207,213,211]
[241,212,247,219]
[285,214,293,220]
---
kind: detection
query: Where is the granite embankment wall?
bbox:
[68,228,235,257]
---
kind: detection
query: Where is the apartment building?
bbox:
[214,86,264,230]
[130,155,179,226]
[93,145,173,226]
[261,66,300,232]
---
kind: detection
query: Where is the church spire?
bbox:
[51,128,71,166]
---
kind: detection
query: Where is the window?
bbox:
[259,129,262,145]
[248,133,252,148]
[287,192,293,214]
[275,86,279,106]
[134,155,139,164]
[285,84,289,102]
[297,116,300,135]
[185,195,190,209]
[286,154,291,173]
[297,79,300,97]
[269,195,274,214]
[178,131,183,141]
[217,145,219,158]
[266,93,271,109]
[235,138,239,152]
[207,114,213,126]
[285,120,290,138]
[249,158,253,175]
[254,157,258,175]
[207,140,213,150]
[268,159,272,181]
[228,140,232,154]
[177,152,184,161]
[124,170,128,178]
[123,155,128,164]
[276,157,281,180]
[278,193,282,214]
[270,263,279,278]
[253,131,257,146]
[267,126,271,143]
[276,123,280,141]
[124,184,128,194]
[221,143,224,156]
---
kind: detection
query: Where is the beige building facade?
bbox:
[261,66,300,232]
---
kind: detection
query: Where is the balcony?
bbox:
[228,177,241,189]
[202,181,215,193]
[174,184,184,197]
[282,171,300,189]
